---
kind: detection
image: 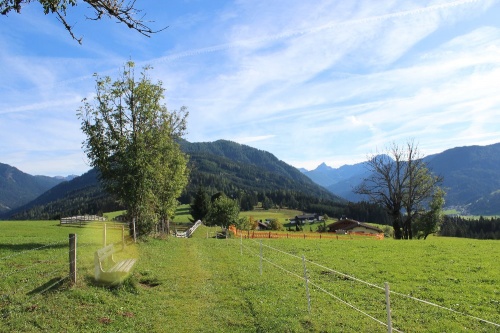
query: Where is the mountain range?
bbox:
[0,140,345,220]
[302,142,500,215]
[0,163,65,214]
[1,141,499,219]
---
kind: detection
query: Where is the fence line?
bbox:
[243,238,500,330]
[256,240,385,291]
[240,241,401,332]
[60,215,106,224]
[0,239,68,261]
[1,235,94,298]
[229,226,384,240]
[177,220,203,238]
[388,289,500,328]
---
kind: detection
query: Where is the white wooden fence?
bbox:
[176,220,202,238]
[60,215,106,225]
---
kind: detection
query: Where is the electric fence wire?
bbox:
[0,235,95,279]
[240,241,403,333]
[0,246,70,279]
[0,239,68,261]
[9,261,69,296]
[0,235,82,294]
[247,238,500,329]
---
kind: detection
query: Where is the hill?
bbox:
[178,139,341,200]
[0,163,63,214]
[3,140,348,220]
[4,168,123,220]
[424,143,500,214]
[304,143,500,215]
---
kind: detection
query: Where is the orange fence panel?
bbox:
[229,226,383,240]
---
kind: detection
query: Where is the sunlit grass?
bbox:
[0,219,498,332]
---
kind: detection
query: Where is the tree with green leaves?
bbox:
[78,61,189,236]
[413,187,446,239]
[355,140,443,239]
[205,194,240,229]
[268,218,283,231]
[1,0,166,44]
[190,186,211,222]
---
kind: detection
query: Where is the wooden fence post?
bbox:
[385,282,392,333]
[69,234,77,284]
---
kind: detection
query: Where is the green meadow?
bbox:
[0,218,499,332]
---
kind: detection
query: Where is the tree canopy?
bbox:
[355,140,443,239]
[205,194,240,229]
[1,0,166,43]
[78,61,189,235]
[190,186,211,223]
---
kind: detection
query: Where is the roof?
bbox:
[295,214,317,219]
[327,219,383,233]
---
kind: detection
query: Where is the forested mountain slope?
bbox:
[179,139,342,202]
[303,143,500,215]
[0,163,63,214]
[3,140,347,220]
[4,169,122,220]
[424,143,500,214]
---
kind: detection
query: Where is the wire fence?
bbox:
[229,225,384,240]
[230,236,500,332]
[0,228,125,315]
[1,225,498,331]
[0,238,71,313]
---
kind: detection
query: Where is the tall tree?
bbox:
[190,186,211,222]
[78,61,189,236]
[401,141,443,239]
[1,0,166,44]
[355,141,443,239]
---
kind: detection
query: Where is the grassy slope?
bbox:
[0,220,499,332]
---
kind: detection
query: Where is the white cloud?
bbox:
[2,0,500,176]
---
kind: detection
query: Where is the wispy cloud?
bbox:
[1,0,499,175]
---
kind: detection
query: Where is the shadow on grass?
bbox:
[83,274,140,295]
[26,277,67,296]
[0,243,68,252]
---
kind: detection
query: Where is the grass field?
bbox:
[0,219,499,332]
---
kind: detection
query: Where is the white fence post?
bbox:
[302,255,311,314]
[103,223,107,247]
[122,225,125,250]
[260,240,263,276]
[132,218,137,243]
[385,282,392,333]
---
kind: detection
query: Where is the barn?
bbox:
[327,219,383,234]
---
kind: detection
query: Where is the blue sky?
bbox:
[1,0,500,176]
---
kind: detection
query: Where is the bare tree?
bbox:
[355,140,443,239]
[1,0,166,44]
[401,141,443,239]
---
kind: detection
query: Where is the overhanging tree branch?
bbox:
[0,0,168,44]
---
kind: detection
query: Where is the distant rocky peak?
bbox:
[315,162,334,171]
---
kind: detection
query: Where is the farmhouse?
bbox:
[291,213,321,224]
[256,221,269,230]
[327,219,383,234]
